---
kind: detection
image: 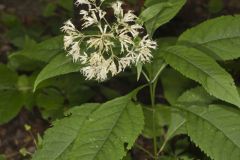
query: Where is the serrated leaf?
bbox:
[179,15,240,60]
[68,93,144,160]
[177,86,216,105]
[34,53,82,91]
[32,103,100,160]
[176,104,240,160]
[140,0,186,35]
[162,45,240,108]
[33,89,144,160]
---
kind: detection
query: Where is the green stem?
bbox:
[149,82,158,160]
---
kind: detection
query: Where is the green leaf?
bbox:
[208,0,224,13]
[33,89,144,160]
[0,90,24,124]
[10,36,63,63]
[0,155,5,160]
[43,3,57,17]
[142,105,171,138]
[161,68,194,105]
[0,64,18,90]
[36,89,65,119]
[177,86,216,105]
[177,104,240,160]
[160,110,186,152]
[34,53,82,91]
[57,0,73,12]
[179,15,240,60]
[140,0,186,35]
[32,103,100,160]
[162,45,240,107]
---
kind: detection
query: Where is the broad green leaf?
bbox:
[162,45,240,108]
[140,0,186,35]
[0,90,24,124]
[32,103,100,160]
[34,53,82,91]
[179,15,240,60]
[36,89,65,119]
[10,36,63,63]
[0,64,18,90]
[67,92,144,160]
[177,104,240,160]
[177,86,216,105]
[142,105,171,138]
[33,89,144,160]
[161,68,194,105]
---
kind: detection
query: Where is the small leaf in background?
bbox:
[100,86,121,100]
[0,64,18,89]
[161,68,195,105]
[0,64,24,124]
[0,13,21,28]
[177,86,216,105]
[162,45,240,108]
[57,0,73,12]
[0,155,5,160]
[208,0,224,14]
[0,90,24,124]
[36,88,65,119]
[43,3,57,17]
[34,53,82,91]
[142,105,171,138]
[140,0,186,35]
[179,15,240,60]
[10,36,63,63]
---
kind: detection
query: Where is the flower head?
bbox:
[61,0,157,81]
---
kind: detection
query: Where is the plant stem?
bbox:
[149,82,158,160]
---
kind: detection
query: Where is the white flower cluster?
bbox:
[61,0,157,81]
